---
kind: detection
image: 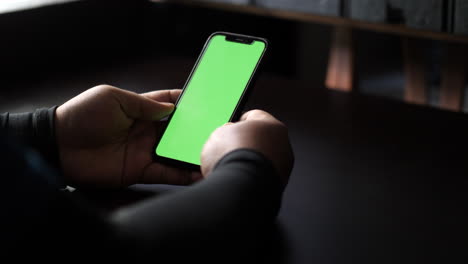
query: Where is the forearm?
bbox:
[111,149,283,259]
[0,107,60,169]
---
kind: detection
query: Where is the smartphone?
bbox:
[153,32,268,170]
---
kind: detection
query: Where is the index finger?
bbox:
[142,89,182,104]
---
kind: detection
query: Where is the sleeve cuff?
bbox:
[213,148,283,193]
[6,106,61,172]
[32,106,61,169]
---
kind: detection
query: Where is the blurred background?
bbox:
[0,0,467,113]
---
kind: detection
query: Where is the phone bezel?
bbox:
[152,31,269,171]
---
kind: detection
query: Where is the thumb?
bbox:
[114,88,175,121]
[140,99,175,121]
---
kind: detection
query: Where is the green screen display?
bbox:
[155,34,266,165]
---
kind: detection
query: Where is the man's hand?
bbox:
[55,85,200,188]
[201,110,294,187]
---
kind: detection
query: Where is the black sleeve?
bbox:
[110,149,283,261]
[0,136,122,260]
[0,107,60,169]
[2,134,283,261]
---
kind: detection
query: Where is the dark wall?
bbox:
[0,0,413,99]
[349,0,446,32]
[207,0,468,35]
[0,0,305,86]
[159,3,301,77]
[256,0,341,16]
[0,0,151,84]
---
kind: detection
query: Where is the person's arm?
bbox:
[0,107,60,169]
[1,86,292,260]
[110,108,293,261]
[111,149,282,260]
[0,135,121,260]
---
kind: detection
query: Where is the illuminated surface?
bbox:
[0,0,77,14]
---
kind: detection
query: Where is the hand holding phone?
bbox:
[154,32,268,169]
[201,109,294,183]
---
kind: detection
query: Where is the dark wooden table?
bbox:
[11,54,466,263]
[248,76,468,263]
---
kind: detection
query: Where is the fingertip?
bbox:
[157,101,175,111]
[161,102,175,107]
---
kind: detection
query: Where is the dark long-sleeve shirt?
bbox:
[0,107,283,261]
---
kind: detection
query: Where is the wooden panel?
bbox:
[440,43,468,111]
[338,0,446,32]
[204,0,250,5]
[158,0,468,44]
[454,0,468,35]
[349,0,386,23]
[387,0,444,32]
[402,38,427,105]
[325,27,354,92]
[256,0,340,16]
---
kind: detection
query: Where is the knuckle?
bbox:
[93,84,117,94]
[249,109,267,116]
